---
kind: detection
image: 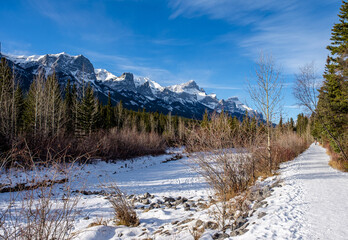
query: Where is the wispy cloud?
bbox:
[168,0,339,74]
[168,0,294,24]
[81,50,183,85]
[202,85,241,90]
[284,104,301,109]
[1,40,32,56]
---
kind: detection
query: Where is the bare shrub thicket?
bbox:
[186,113,264,229]
[186,112,265,196]
[95,127,166,160]
[105,184,139,227]
[186,111,310,229]
[272,132,309,164]
[1,124,166,169]
[0,148,82,240]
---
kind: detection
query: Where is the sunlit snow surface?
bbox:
[234,144,348,240]
[1,144,347,239]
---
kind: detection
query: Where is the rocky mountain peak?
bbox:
[3,52,258,120]
[183,80,199,90]
[119,72,134,82]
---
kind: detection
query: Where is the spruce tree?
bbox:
[201,109,209,128]
[105,92,114,129]
[64,79,75,135]
[77,83,99,136]
[316,0,348,160]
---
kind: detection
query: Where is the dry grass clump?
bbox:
[107,184,139,227]
[87,218,108,228]
[189,226,205,240]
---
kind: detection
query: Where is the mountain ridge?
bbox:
[1,52,260,120]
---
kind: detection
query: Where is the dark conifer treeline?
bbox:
[311,1,348,164]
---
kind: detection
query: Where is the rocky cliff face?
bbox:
[1,52,260,120]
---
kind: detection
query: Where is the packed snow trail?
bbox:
[238,144,348,240]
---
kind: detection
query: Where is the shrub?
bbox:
[1,125,166,168]
[324,141,348,172]
[0,150,82,240]
[106,184,139,227]
[95,127,166,160]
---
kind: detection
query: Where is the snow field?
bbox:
[1,144,347,239]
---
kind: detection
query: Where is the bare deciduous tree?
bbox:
[247,52,283,173]
[293,62,320,114]
[293,62,348,161]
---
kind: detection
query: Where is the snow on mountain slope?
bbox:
[167,80,216,101]
[4,52,96,82]
[3,52,258,119]
[134,76,164,93]
[95,69,117,81]
[93,67,255,118]
[5,52,73,64]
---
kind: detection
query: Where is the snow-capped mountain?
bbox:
[1,52,259,119]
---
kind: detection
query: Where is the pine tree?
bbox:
[289,118,295,132]
[105,92,115,129]
[201,109,209,128]
[315,0,348,160]
[77,84,99,136]
[277,115,283,133]
[296,113,309,137]
[64,79,75,135]
[71,83,79,135]
[115,100,124,128]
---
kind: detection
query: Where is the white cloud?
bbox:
[284,104,301,109]
[168,0,340,74]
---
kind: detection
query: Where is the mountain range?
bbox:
[1,52,259,120]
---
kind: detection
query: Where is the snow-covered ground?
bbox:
[238,144,348,240]
[1,144,347,239]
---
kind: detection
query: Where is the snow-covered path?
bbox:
[239,144,348,240]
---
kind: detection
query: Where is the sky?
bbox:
[0,0,342,120]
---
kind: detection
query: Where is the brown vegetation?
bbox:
[0,149,82,240]
[186,112,310,200]
[106,184,139,227]
[1,125,166,169]
[324,141,348,172]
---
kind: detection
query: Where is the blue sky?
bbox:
[0,0,342,120]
